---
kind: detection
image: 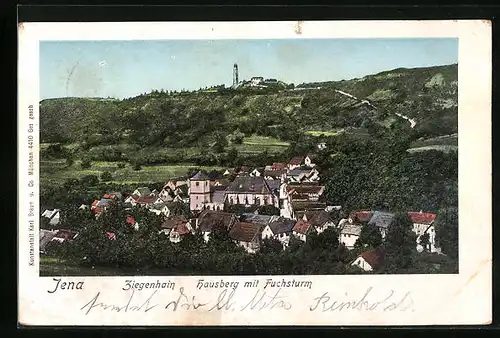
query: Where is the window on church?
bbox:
[196,182,199,187]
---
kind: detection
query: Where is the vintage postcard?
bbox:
[18,20,491,326]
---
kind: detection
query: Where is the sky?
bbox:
[40,38,458,100]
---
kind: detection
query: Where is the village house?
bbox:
[196,210,238,242]
[240,213,279,227]
[103,192,122,200]
[173,184,189,200]
[126,216,139,230]
[124,195,139,206]
[271,163,286,171]
[290,200,327,221]
[351,247,386,272]
[134,195,157,207]
[250,76,264,86]
[291,220,314,242]
[148,202,174,216]
[228,222,262,253]
[225,176,278,209]
[236,166,250,176]
[105,231,116,240]
[348,211,373,224]
[213,178,230,187]
[367,211,395,239]
[302,210,336,232]
[408,211,439,253]
[261,216,296,248]
[51,229,79,243]
[132,187,153,197]
[249,168,264,177]
[287,167,320,183]
[164,177,188,192]
[39,229,58,254]
[159,215,194,243]
[339,223,363,249]
[223,168,236,176]
[158,187,175,202]
[263,170,287,181]
[317,142,327,150]
[41,209,61,226]
[286,184,325,202]
[286,155,315,170]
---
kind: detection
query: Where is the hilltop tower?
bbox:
[233,63,239,86]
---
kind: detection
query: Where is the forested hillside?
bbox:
[40,63,458,152]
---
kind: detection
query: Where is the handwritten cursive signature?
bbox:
[80,289,159,315]
[165,287,209,311]
[309,287,415,312]
[240,288,292,311]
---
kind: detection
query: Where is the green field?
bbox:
[304,129,344,137]
[234,135,290,154]
[409,134,458,153]
[40,159,223,187]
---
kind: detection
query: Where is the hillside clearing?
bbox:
[40,160,223,187]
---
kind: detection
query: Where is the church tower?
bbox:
[233,63,239,86]
[189,170,212,212]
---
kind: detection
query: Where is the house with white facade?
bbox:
[302,210,336,232]
[261,217,296,248]
[367,211,395,239]
[133,187,153,197]
[250,76,264,86]
[339,223,363,249]
[287,155,315,170]
[41,209,61,226]
[196,210,238,242]
[159,215,194,243]
[408,211,439,253]
[351,247,386,272]
[292,220,313,242]
[148,202,173,216]
[228,221,262,253]
[249,168,263,177]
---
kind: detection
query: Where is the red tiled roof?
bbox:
[103,193,117,199]
[359,247,386,270]
[350,211,373,223]
[407,212,436,225]
[105,232,116,240]
[135,196,156,204]
[126,216,136,225]
[228,222,261,242]
[271,163,285,170]
[288,156,305,166]
[174,223,191,235]
[292,220,312,235]
[91,200,100,207]
[286,185,325,195]
[92,207,103,215]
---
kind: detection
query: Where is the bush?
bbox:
[117,162,126,169]
[80,158,92,169]
[100,171,112,182]
[132,162,142,171]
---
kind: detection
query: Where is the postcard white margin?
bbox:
[18,20,492,326]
